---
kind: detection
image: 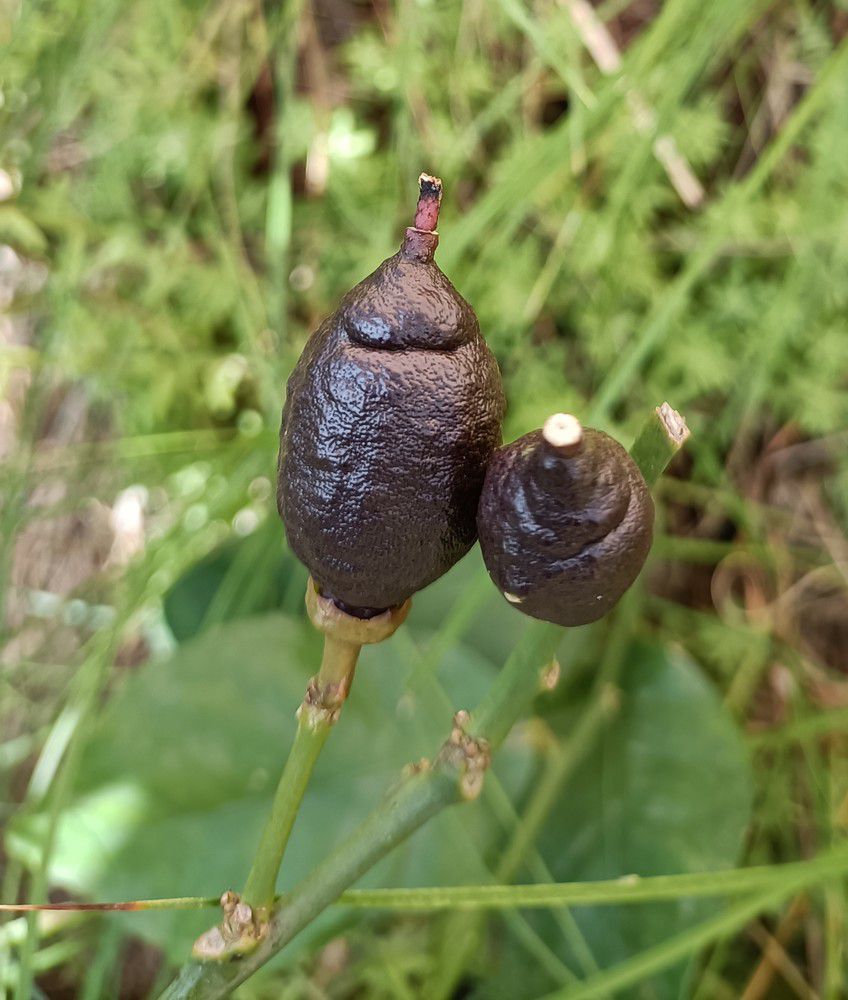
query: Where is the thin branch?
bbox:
[6,847,848,916]
[239,634,359,918]
[196,582,409,958]
[341,848,848,910]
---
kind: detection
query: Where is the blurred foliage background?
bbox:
[2,0,848,996]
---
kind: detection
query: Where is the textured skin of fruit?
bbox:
[477,426,654,627]
[278,219,505,614]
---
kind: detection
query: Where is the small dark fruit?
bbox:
[278,174,505,615]
[477,413,654,626]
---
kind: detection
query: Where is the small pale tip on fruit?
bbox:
[542,413,583,452]
[504,591,523,604]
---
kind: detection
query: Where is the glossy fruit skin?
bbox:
[278,232,505,614]
[477,427,653,626]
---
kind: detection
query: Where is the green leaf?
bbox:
[483,643,753,999]
[8,614,527,959]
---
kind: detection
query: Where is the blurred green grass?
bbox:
[2,0,848,997]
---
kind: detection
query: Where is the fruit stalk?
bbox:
[238,649,348,918]
[193,581,410,956]
[162,404,687,998]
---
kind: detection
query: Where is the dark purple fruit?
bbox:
[278,175,505,615]
[477,414,654,627]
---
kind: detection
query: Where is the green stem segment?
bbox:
[161,403,690,999]
[629,402,690,487]
[240,635,361,917]
[470,622,562,747]
[240,727,330,915]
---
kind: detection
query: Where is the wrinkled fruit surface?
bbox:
[278,237,504,613]
[477,427,654,626]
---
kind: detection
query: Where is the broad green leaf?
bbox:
[482,642,753,1000]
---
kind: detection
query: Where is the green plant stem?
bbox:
[342,843,848,910]
[240,721,331,914]
[430,602,637,997]
[241,635,361,916]
[628,402,690,486]
[161,404,689,999]
[469,621,563,746]
[12,845,848,917]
